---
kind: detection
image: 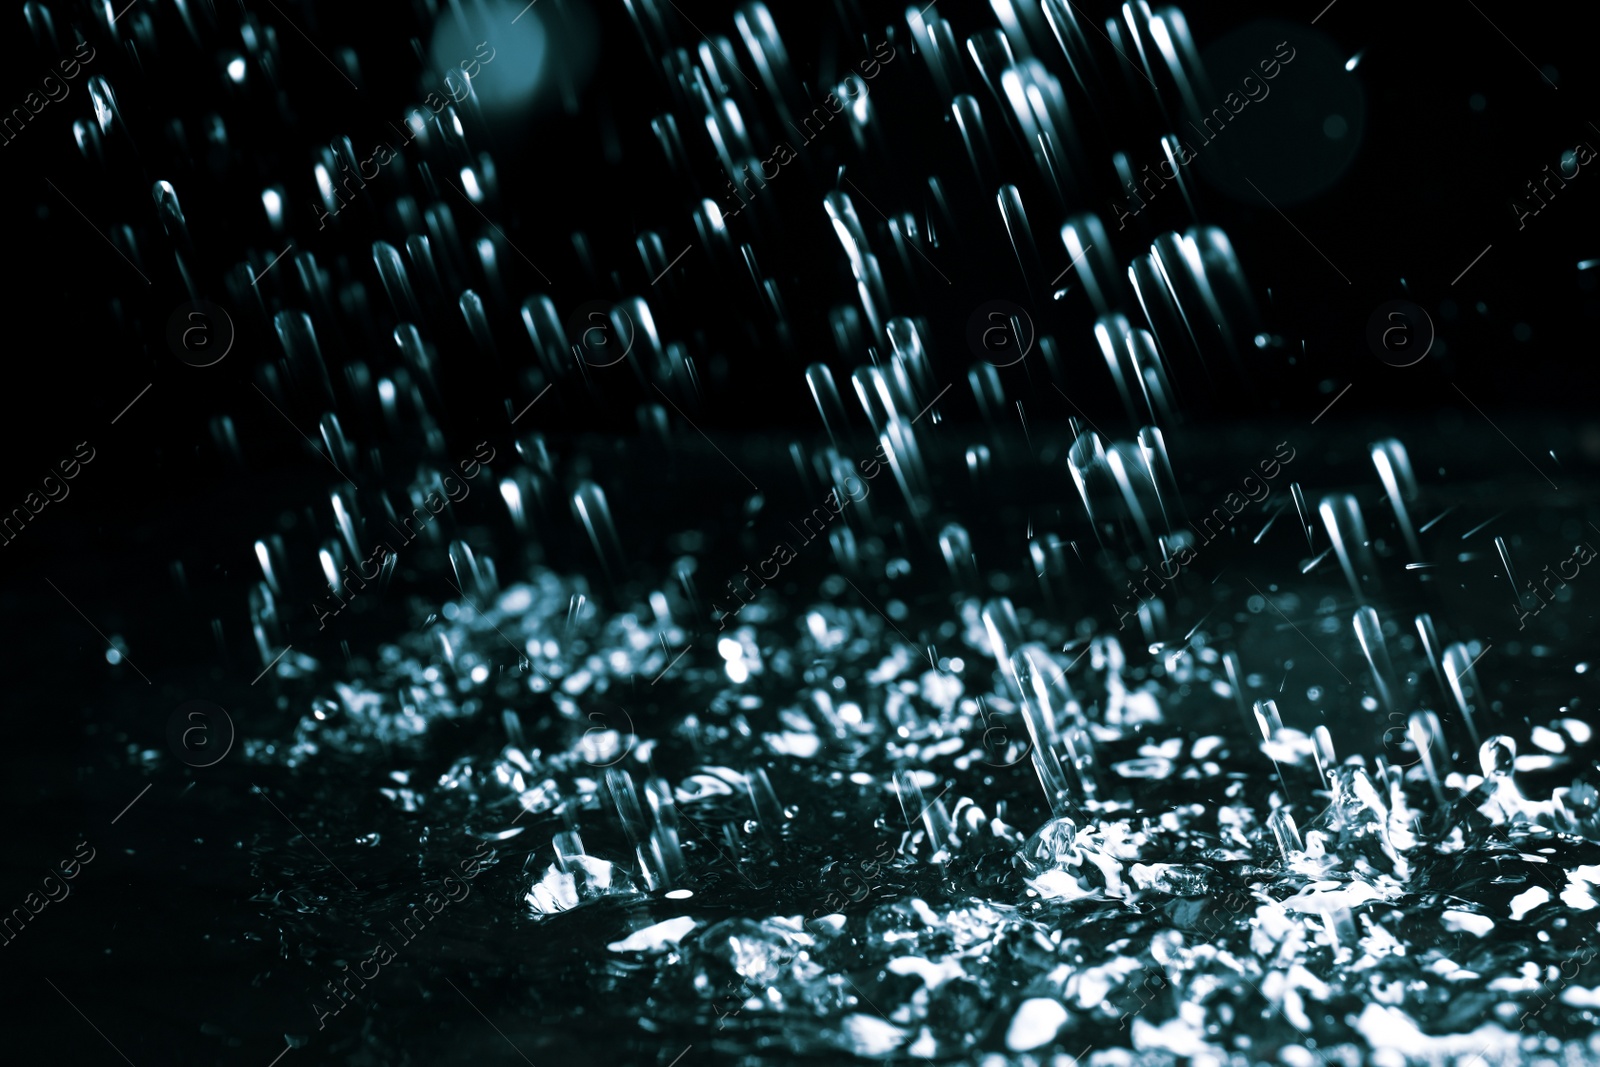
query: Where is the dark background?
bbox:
[2,0,1596,466]
[2,0,1593,629]
[2,3,1593,771]
[3,0,1593,852]
[0,1,1596,1061]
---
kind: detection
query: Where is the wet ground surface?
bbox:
[8,424,1600,1065]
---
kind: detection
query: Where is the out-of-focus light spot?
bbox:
[725,659,750,684]
[1149,17,1175,56]
[839,703,863,724]
[720,99,746,140]
[429,0,551,116]
[849,85,870,123]
[1323,114,1349,139]
[1469,93,1487,112]
[1531,726,1565,753]
[88,76,115,133]
[470,665,490,684]
[665,889,693,899]
[703,197,726,230]
[806,612,829,642]
[1344,50,1363,72]
[460,168,484,202]
[262,188,283,225]
[106,647,122,665]
[227,57,247,83]
[314,163,336,210]
[717,638,742,661]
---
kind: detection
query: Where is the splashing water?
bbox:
[25,0,1600,1064]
